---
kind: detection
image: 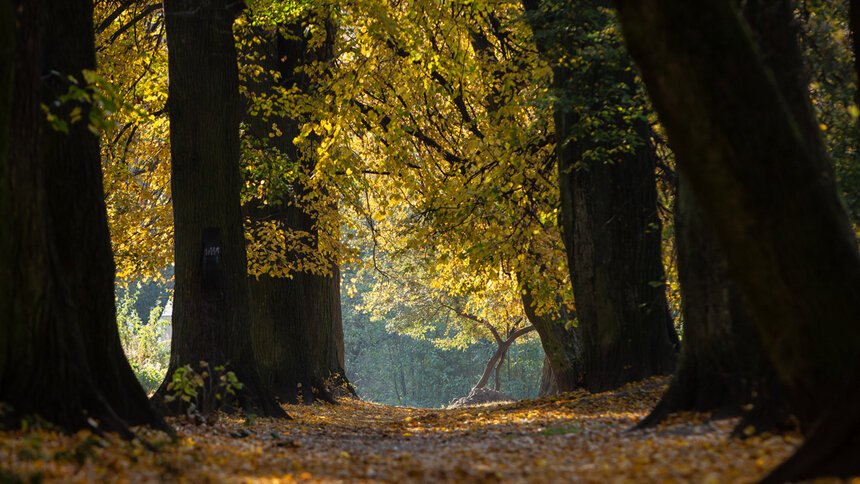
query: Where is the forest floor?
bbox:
[1,376,853,483]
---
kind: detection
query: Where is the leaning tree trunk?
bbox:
[638,0,805,436]
[0,0,166,433]
[520,284,583,393]
[636,177,790,435]
[153,0,284,418]
[524,0,678,393]
[614,0,860,480]
[240,19,351,404]
[472,326,535,391]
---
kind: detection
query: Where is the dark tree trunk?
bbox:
[249,262,346,404]
[613,0,860,480]
[639,0,802,435]
[538,356,559,397]
[240,20,351,404]
[154,0,284,418]
[520,286,583,392]
[525,0,678,393]
[636,177,791,434]
[0,0,166,433]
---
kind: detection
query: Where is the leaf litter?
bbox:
[1,376,856,483]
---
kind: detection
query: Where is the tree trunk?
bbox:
[240,20,351,404]
[538,356,559,397]
[154,0,284,418]
[473,326,535,390]
[474,343,510,390]
[525,0,678,393]
[639,0,804,436]
[520,285,583,392]
[613,0,860,480]
[636,177,791,434]
[0,0,166,433]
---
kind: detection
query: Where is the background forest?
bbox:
[2,0,859,482]
[107,0,858,409]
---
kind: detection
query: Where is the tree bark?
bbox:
[524,0,678,393]
[240,20,351,404]
[639,0,803,436]
[636,177,791,434]
[154,0,284,418]
[0,0,166,433]
[520,285,583,392]
[613,0,860,480]
[473,326,535,390]
[538,356,559,397]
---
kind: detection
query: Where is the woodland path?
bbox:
[1,377,810,483]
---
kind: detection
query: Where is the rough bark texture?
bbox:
[0,0,166,433]
[538,356,559,397]
[637,178,791,434]
[639,0,801,436]
[525,0,678,393]
[520,287,582,393]
[614,0,860,480]
[154,0,284,418]
[241,21,351,404]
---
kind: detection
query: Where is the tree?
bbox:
[320,0,582,393]
[524,0,678,393]
[238,8,351,404]
[639,0,827,435]
[0,0,166,433]
[357,238,537,394]
[153,0,284,418]
[613,0,860,480]
[520,280,583,394]
[344,262,545,405]
[95,1,173,281]
[636,175,790,434]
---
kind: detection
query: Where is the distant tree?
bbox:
[358,242,537,394]
[152,0,284,417]
[614,0,860,480]
[524,0,678,392]
[0,0,166,433]
[343,267,544,406]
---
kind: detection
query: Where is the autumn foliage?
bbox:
[0,377,823,483]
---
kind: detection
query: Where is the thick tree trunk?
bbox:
[154,0,284,418]
[525,0,678,393]
[614,0,860,480]
[637,177,790,434]
[0,0,166,433]
[240,21,351,404]
[639,0,802,436]
[520,286,583,392]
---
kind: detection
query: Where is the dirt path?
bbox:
[0,377,812,483]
